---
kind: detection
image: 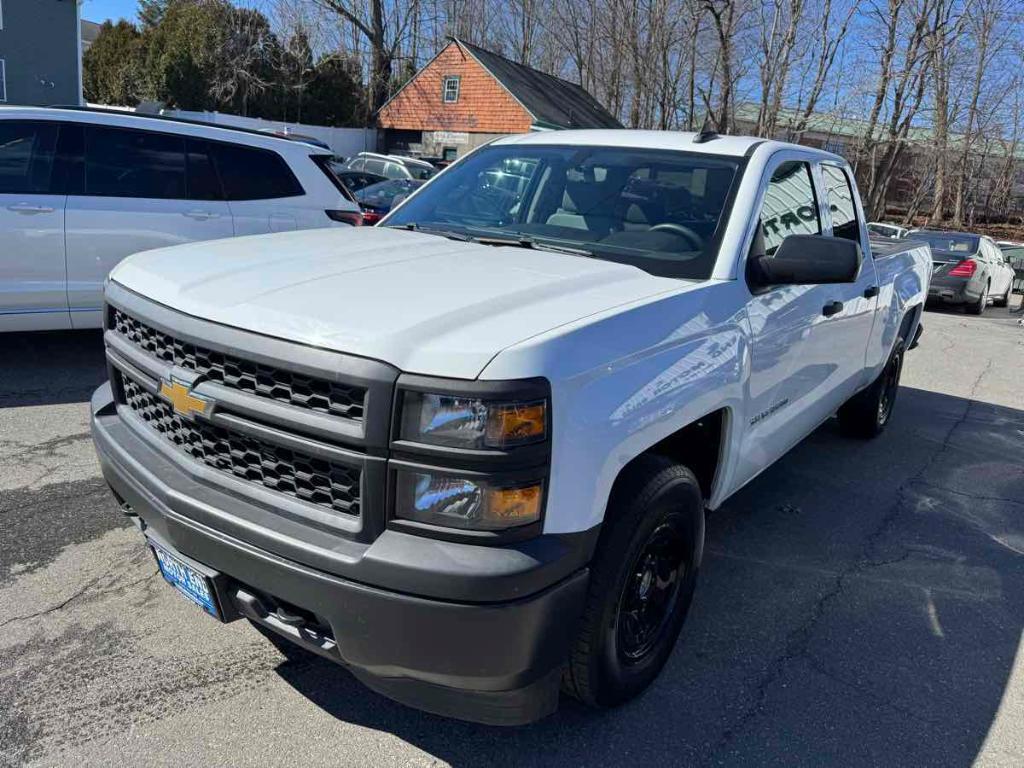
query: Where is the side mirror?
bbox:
[748,234,862,287]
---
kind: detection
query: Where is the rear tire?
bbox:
[967,284,988,315]
[838,339,905,439]
[562,455,703,708]
[994,284,1011,308]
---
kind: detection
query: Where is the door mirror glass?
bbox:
[748,234,862,286]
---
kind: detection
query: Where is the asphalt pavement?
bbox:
[1,300,1023,767]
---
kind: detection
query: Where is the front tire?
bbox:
[563,455,704,708]
[838,339,905,439]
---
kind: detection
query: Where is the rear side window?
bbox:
[822,164,860,243]
[758,161,820,255]
[0,121,60,194]
[210,143,303,200]
[186,139,222,201]
[363,158,388,176]
[85,126,186,199]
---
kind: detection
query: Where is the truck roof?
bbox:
[494,129,841,162]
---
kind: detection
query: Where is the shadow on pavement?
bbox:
[0,330,106,407]
[275,384,1024,766]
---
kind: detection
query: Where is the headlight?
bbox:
[394,470,543,530]
[399,392,547,450]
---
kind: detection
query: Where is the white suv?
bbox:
[0,106,362,332]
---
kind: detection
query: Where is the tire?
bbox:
[249,619,316,663]
[967,283,988,315]
[838,339,905,439]
[994,284,1011,308]
[563,455,704,708]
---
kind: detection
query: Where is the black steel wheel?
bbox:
[616,523,689,663]
[839,338,906,439]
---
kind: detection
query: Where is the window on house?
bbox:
[0,60,6,103]
[442,76,460,104]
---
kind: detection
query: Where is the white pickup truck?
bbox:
[90,130,931,725]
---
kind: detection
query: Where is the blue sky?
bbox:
[81,0,140,23]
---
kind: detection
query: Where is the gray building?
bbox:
[0,0,83,106]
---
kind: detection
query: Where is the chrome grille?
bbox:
[112,309,365,421]
[122,376,360,516]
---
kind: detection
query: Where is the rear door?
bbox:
[812,162,879,398]
[64,125,233,328]
[208,142,307,235]
[0,119,69,331]
[983,239,1013,297]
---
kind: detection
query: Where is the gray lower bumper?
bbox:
[91,383,589,725]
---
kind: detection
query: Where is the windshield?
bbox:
[913,231,980,259]
[384,144,742,279]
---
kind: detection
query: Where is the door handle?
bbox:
[863,285,879,299]
[183,210,220,220]
[7,203,55,214]
[822,300,844,317]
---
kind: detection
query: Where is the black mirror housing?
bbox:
[748,234,862,287]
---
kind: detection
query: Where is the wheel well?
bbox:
[612,409,726,504]
[899,304,921,342]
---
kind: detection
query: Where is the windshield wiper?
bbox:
[387,222,473,242]
[473,235,594,258]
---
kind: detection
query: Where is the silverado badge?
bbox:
[158,378,212,419]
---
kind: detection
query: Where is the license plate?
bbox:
[152,544,219,619]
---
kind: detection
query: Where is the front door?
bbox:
[64,126,233,328]
[0,120,69,331]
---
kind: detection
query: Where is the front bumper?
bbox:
[91,383,590,725]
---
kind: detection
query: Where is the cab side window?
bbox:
[822,164,860,243]
[757,161,820,255]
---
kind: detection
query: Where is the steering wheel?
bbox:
[648,223,704,251]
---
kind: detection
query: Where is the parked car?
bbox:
[91,130,931,726]
[342,151,437,181]
[999,244,1024,296]
[326,166,388,195]
[353,178,425,224]
[868,221,909,239]
[913,229,1015,313]
[0,106,362,332]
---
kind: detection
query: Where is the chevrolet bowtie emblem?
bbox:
[158,378,212,419]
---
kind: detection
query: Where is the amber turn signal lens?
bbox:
[486,401,547,447]
[486,483,543,525]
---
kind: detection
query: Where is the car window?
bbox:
[347,158,365,171]
[209,142,303,200]
[84,126,186,199]
[363,158,388,175]
[382,162,408,180]
[186,139,222,201]
[757,161,820,255]
[0,120,60,194]
[822,164,860,244]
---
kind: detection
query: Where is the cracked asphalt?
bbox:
[2,302,1023,767]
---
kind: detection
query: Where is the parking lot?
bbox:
[1,301,1022,767]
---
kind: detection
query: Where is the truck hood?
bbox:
[110,227,681,378]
